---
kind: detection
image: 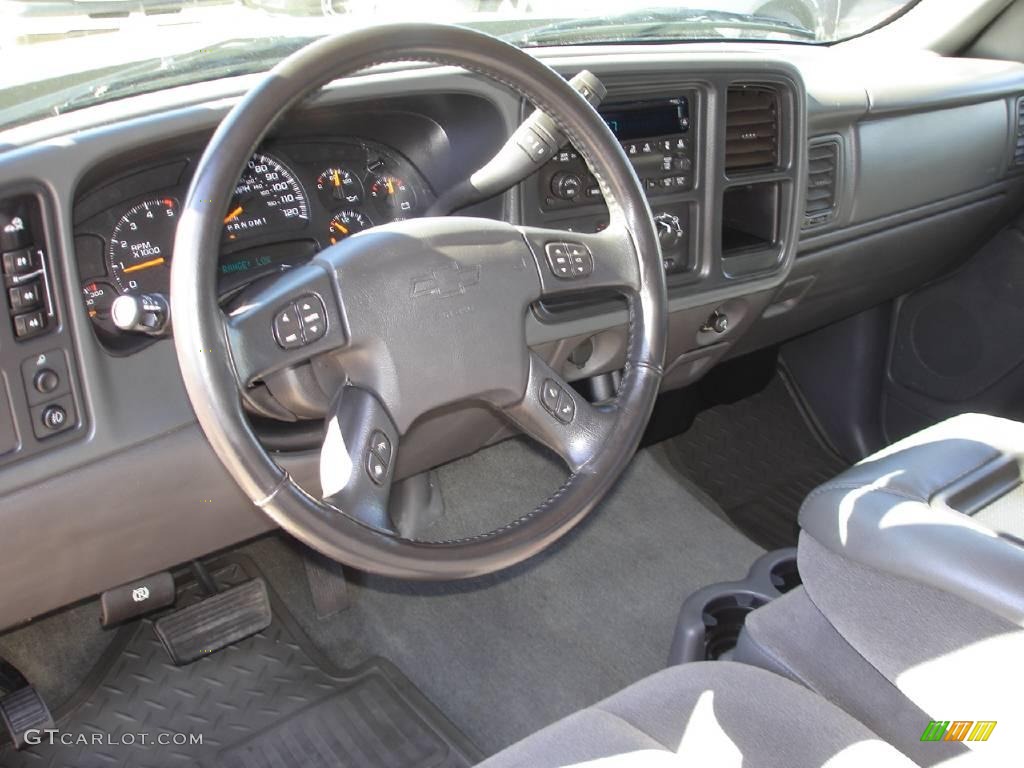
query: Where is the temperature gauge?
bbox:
[328,210,373,244]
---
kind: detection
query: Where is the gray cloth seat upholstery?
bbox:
[478,660,914,767]
[736,413,1024,765]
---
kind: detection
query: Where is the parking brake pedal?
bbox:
[154,578,271,665]
[1,686,54,750]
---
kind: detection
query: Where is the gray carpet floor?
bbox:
[248,438,764,756]
[1,438,764,760]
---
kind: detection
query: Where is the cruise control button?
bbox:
[554,390,576,424]
[565,243,594,277]
[273,303,303,349]
[296,294,327,344]
[544,243,574,279]
[541,379,561,413]
[369,430,392,465]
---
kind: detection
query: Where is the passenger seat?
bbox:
[737,413,1024,766]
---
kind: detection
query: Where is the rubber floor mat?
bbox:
[662,376,847,550]
[0,557,479,768]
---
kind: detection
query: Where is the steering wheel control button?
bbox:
[566,243,594,277]
[273,303,303,349]
[541,379,561,412]
[545,242,593,280]
[540,379,575,423]
[554,391,576,424]
[296,295,326,344]
[369,430,392,465]
[544,243,573,278]
[366,449,388,485]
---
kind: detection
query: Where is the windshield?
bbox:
[0,0,919,131]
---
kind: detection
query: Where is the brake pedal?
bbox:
[0,686,54,750]
[154,578,271,666]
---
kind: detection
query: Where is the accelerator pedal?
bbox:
[0,686,54,750]
[154,578,271,665]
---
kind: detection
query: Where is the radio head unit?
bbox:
[535,94,695,213]
[600,96,690,141]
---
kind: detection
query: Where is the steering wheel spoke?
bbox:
[519,223,643,300]
[503,353,616,474]
[223,262,346,386]
[320,386,400,533]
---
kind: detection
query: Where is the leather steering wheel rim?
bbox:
[171,23,667,580]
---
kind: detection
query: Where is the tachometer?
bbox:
[224,153,309,241]
[108,198,178,293]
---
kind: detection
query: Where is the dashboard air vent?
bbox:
[1015,97,1024,166]
[725,86,779,173]
[803,139,840,229]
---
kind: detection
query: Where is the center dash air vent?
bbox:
[725,86,779,173]
[803,139,840,229]
[1014,96,1024,166]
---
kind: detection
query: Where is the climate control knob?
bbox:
[654,212,684,248]
[550,172,583,201]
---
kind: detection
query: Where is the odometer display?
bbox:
[224,153,309,241]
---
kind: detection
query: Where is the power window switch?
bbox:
[8,281,41,311]
[13,310,46,339]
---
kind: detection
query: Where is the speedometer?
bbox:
[223,153,309,241]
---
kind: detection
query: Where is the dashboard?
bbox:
[73,138,432,349]
[1,40,1024,632]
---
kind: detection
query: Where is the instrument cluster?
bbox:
[74,138,432,343]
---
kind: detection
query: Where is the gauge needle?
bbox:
[224,205,244,224]
[122,256,165,274]
[386,179,394,195]
[332,170,341,188]
[331,222,349,235]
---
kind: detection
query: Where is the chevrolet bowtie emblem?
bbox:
[410,263,481,299]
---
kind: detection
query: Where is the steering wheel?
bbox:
[171,23,667,580]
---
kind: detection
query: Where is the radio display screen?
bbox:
[600,97,690,142]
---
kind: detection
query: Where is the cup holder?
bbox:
[702,593,770,660]
[668,547,800,665]
[769,558,802,594]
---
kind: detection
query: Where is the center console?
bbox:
[524,91,700,277]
